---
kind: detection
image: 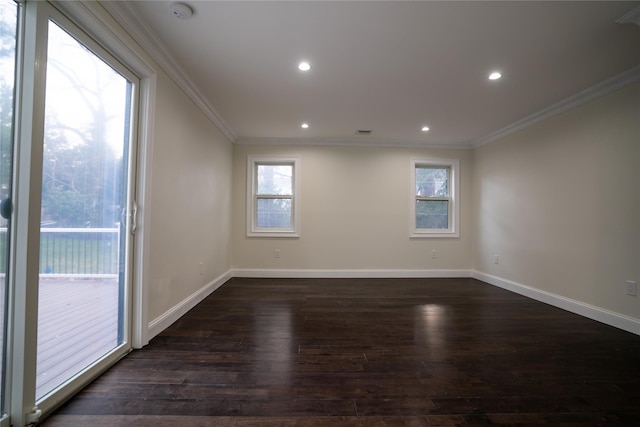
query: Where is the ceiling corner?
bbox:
[101,0,237,143]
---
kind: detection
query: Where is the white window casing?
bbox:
[410,158,460,238]
[247,155,301,238]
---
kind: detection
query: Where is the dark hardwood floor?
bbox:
[43,277,640,426]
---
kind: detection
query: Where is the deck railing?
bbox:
[0,227,121,276]
[39,228,120,276]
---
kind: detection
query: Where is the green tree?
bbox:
[40,23,126,228]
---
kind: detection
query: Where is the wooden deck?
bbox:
[37,277,119,399]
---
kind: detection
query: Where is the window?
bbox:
[247,156,300,237]
[410,158,459,238]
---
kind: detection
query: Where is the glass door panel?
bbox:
[0,0,17,417]
[36,20,133,400]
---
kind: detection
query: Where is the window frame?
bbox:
[410,158,460,238]
[246,155,300,238]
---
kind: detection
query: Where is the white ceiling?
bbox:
[111,1,640,148]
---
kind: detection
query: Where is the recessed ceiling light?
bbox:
[421,126,430,132]
[301,123,309,129]
[298,62,311,71]
[489,71,502,80]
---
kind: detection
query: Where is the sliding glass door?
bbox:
[35,18,137,401]
[3,1,140,423]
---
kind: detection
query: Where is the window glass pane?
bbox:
[257,198,292,228]
[257,164,292,195]
[416,167,448,197]
[36,20,131,400]
[416,200,448,229]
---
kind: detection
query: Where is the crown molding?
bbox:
[617,5,640,26]
[101,1,237,142]
[235,136,472,150]
[472,65,640,148]
[87,2,640,151]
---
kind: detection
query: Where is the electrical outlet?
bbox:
[626,280,637,297]
[431,250,437,259]
[494,254,499,265]
[199,262,203,275]
[274,249,280,259]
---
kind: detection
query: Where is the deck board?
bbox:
[37,277,119,399]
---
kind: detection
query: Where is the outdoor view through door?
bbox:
[36,20,133,400]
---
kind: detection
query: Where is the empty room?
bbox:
[0,1,638,426]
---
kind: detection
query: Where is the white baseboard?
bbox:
[231,268,472,279]
[146,268,639,342]
[473,270,640,336]
[147,270,233,340]
[145,268,469,342]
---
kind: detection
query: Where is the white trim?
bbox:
[235,136,471,150]
[232,269,472,279]
[147,270,233,340]
[100,1,236,142]
[145,269,638,347]
[131,73,156,349]
[410,158,460,238]
[91,3,640,151]
[246,155,301,238]
[472,271,640,336]
[10,2,50,425]
[472,65,640,148]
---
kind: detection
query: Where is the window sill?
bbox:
[247,230,300,238]
[410,230,459,239]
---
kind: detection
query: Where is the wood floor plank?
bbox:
[43,277,640,426]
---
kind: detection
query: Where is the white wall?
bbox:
[73,2,637,337]
[472,83,640,321]
[232,144,472,273]
[143,66,639,336]
[147,71,233,322]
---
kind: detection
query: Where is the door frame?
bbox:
[46,0,156,349]
[48,0,156,350]
[7,1,154,424]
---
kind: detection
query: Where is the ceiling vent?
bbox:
[355,130,373,136]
